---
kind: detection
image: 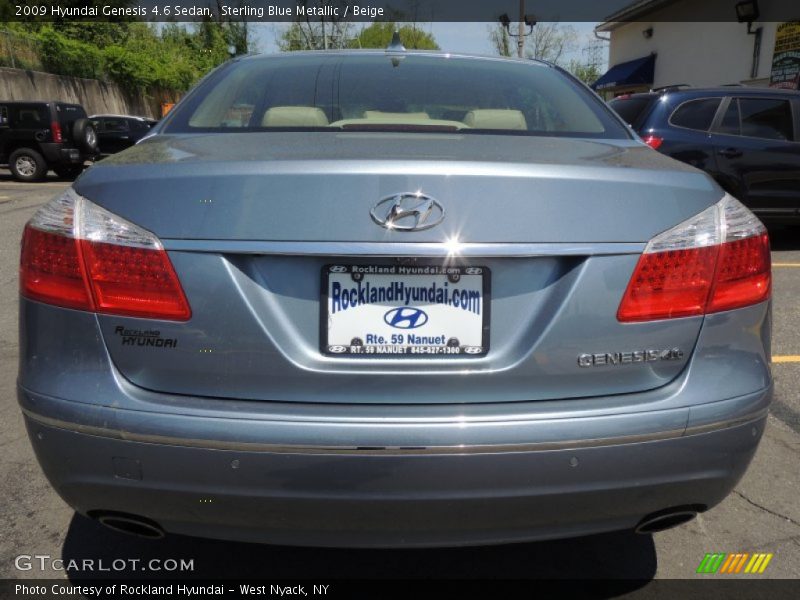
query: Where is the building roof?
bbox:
[596,0,680,32]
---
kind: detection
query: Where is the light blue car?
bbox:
[18,50,773,546]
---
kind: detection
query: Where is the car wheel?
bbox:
[72,119,99,154]
[9,148,47,182]
[53,166,84,179]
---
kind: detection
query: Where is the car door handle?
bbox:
[718,148,743,158]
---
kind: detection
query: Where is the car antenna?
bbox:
[386,29,406,53]
[386,29,406,67]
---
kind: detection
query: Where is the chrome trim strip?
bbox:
[160,240,646,257]
[22,407,767,456]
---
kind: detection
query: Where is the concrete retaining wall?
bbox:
[0,67,177,118]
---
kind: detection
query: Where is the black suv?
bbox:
[0,101,99,181]
[609,87,800,222]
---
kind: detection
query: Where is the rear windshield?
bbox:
[56,104,87,125]
[166,54,629,139]
[608,95,656,127]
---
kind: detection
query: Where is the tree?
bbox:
[526,23,578,64]
[195,18,231,69]
[488,22,578,65]
[7,19,238,93]
[567,60,602,86]
[351,22,438,50]
[278,21,355,50]
[214,0,252,56]
[488,24,512,57]
[9,1,134,42]
[277,1,356,50]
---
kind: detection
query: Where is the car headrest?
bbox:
[261,107,329,127]
[463,109,528,130]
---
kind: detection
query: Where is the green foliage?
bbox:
[278,21,438,51]
[0,27,43,70]
[352,23,439,50]
[567,60,602,86]
[101,44,155,90]
[279,23,317,51]
[38,27,104,79]
[2,18,250,94]
[0,1,14,21]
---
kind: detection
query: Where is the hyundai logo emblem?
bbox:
[383,307,429,329]
[371,192,445,232]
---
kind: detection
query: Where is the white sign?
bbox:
[324,265,487,357]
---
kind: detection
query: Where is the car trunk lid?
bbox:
[77,133,717,404]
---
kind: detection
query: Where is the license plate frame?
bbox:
[320,264,490,358]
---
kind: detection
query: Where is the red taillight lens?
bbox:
[20,227,93,311]
[51,121,63,143]
[20,189,191,321]
[617,246,718,322]
[80,240,191,320]
[707,232,771,313]
[618,195,771,322]
[642,135,663,149]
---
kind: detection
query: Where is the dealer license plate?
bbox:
[322,264,489,357]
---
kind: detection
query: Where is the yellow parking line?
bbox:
[773,263,800,267]
[773,355,800,363]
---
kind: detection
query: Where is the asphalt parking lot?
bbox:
[0,173,798,584]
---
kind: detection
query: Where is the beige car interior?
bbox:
[259,106,529,130]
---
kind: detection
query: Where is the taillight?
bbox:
[20,188,191,321]
[20,227,91,310]
[618,194,770,322]
[51,121,63,143]
[642,135,663,149]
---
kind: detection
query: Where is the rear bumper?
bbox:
[38,143,91,164]
[19,384,771,547]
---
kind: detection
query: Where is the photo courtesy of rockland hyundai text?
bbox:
[1,0,799,595]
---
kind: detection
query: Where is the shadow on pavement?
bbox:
[63,513,657,585]
[0,168,89,184]
[0,172,74,183]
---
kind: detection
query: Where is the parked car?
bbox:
[19,52,772,547]
[609,87,800,222]
[89,114,158,156]
[0,101,98,181]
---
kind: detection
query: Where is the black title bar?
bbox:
[4,0,800,23]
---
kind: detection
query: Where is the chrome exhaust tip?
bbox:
[92,511,165,539]
[635,506,703,534]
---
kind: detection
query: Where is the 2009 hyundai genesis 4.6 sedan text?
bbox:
[18,50,772,546]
